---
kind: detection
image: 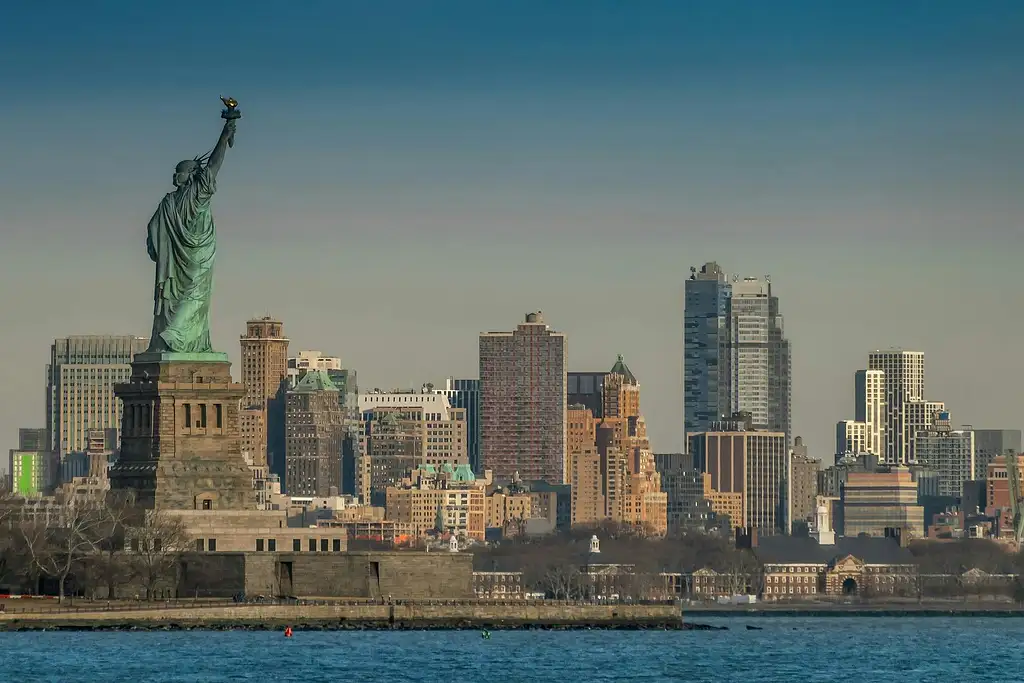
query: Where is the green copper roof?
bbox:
[441,463,455,474]
[609,354,637,384]
[453,464,476,482]
[293,369,339,392]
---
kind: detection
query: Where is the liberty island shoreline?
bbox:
[0,601,684,631]
[4,599,1024,632]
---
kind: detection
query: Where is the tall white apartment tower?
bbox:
[868,350,926,465]
[855,369,887,457]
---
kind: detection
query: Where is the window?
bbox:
[268,539,276,552]
[256,539,265,551]
[215,404,223,428]
[333,539,341,552]
[195,539,204,551]
[293,539,301,552]
[208,538,217,552]
[308,539,316,552]
[184,403,192,428]
[202,499,212,510]
[199,404,207,428]
[320,539,329,552]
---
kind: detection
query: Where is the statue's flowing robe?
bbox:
[146,167,217,353]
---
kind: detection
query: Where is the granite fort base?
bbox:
[111,355,256,510]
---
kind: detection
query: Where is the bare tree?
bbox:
[0,493,18,588]
[85,491,136,599]
[126,510,191,600]
[543,563,581,599]
[19,493,109,603]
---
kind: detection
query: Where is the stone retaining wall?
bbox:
[0,602,679,627]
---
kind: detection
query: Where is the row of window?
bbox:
[195,538,345,552]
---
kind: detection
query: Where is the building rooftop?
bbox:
[291,370,338,393]
[609,354,637,384]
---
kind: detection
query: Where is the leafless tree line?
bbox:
[473,521,762,598]
[475,523,1024,600]
[0,491,191,603]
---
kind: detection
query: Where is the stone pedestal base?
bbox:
[110,357,257,511]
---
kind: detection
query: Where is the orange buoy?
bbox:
[284,626,293,637]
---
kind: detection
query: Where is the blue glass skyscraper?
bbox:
[683,263,731,441]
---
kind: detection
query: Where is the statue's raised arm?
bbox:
[207,96,241,180]
[145,97,242,357]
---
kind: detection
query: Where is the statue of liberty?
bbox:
[145,97,240,356]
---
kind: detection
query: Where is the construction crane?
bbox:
[1005,450,1024,545]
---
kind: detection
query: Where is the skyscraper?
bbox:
[479,311,567,484]
[855,369,887,456]
[684,262,731,439]
[435,378,481,473]
[867,350,930,465]
[685,264,791,447]
[46,335,148,481]
[239,317,289,474]
[284,370,344,496]
[726,276,791,446]
[913,411,975,498]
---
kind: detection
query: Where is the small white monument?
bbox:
[449,534,460,552]
[589,534,601,554]
[811,503,835,546]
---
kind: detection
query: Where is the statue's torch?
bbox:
[220,96,240,147]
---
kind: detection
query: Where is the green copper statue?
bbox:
[145,97,241,355]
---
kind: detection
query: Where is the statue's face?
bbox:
[173,160,197,187]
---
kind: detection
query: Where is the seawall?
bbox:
[0,602,683,631]
[685,603,1024,617]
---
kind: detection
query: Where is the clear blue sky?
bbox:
[1,1,1023,463]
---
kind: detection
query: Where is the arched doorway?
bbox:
[842,577,858,595]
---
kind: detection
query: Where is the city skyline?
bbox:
[3,2,1024,463]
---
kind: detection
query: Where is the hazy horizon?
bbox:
[2,1,1023,470]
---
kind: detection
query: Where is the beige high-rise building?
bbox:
[240,317,289,471]
[603,355,641,419]
[357,391,468,505]
[903,400,945,462]
[479,311,567,484]
[571,445,604,526]
[836,420,868,457]
[385,464,486,540]
[46,335,149,482]
[789,437,820,528]
[566,405,667,536]
[568,406,603,526]
[690,415,788,534]
[358,392,468,468]
[855,369,886,456]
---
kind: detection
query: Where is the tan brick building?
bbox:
[385,464,487,541]
[239,317,289,473]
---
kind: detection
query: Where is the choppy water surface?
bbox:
[2,617,1020,682]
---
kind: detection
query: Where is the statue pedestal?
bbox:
[110,355,257,511]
